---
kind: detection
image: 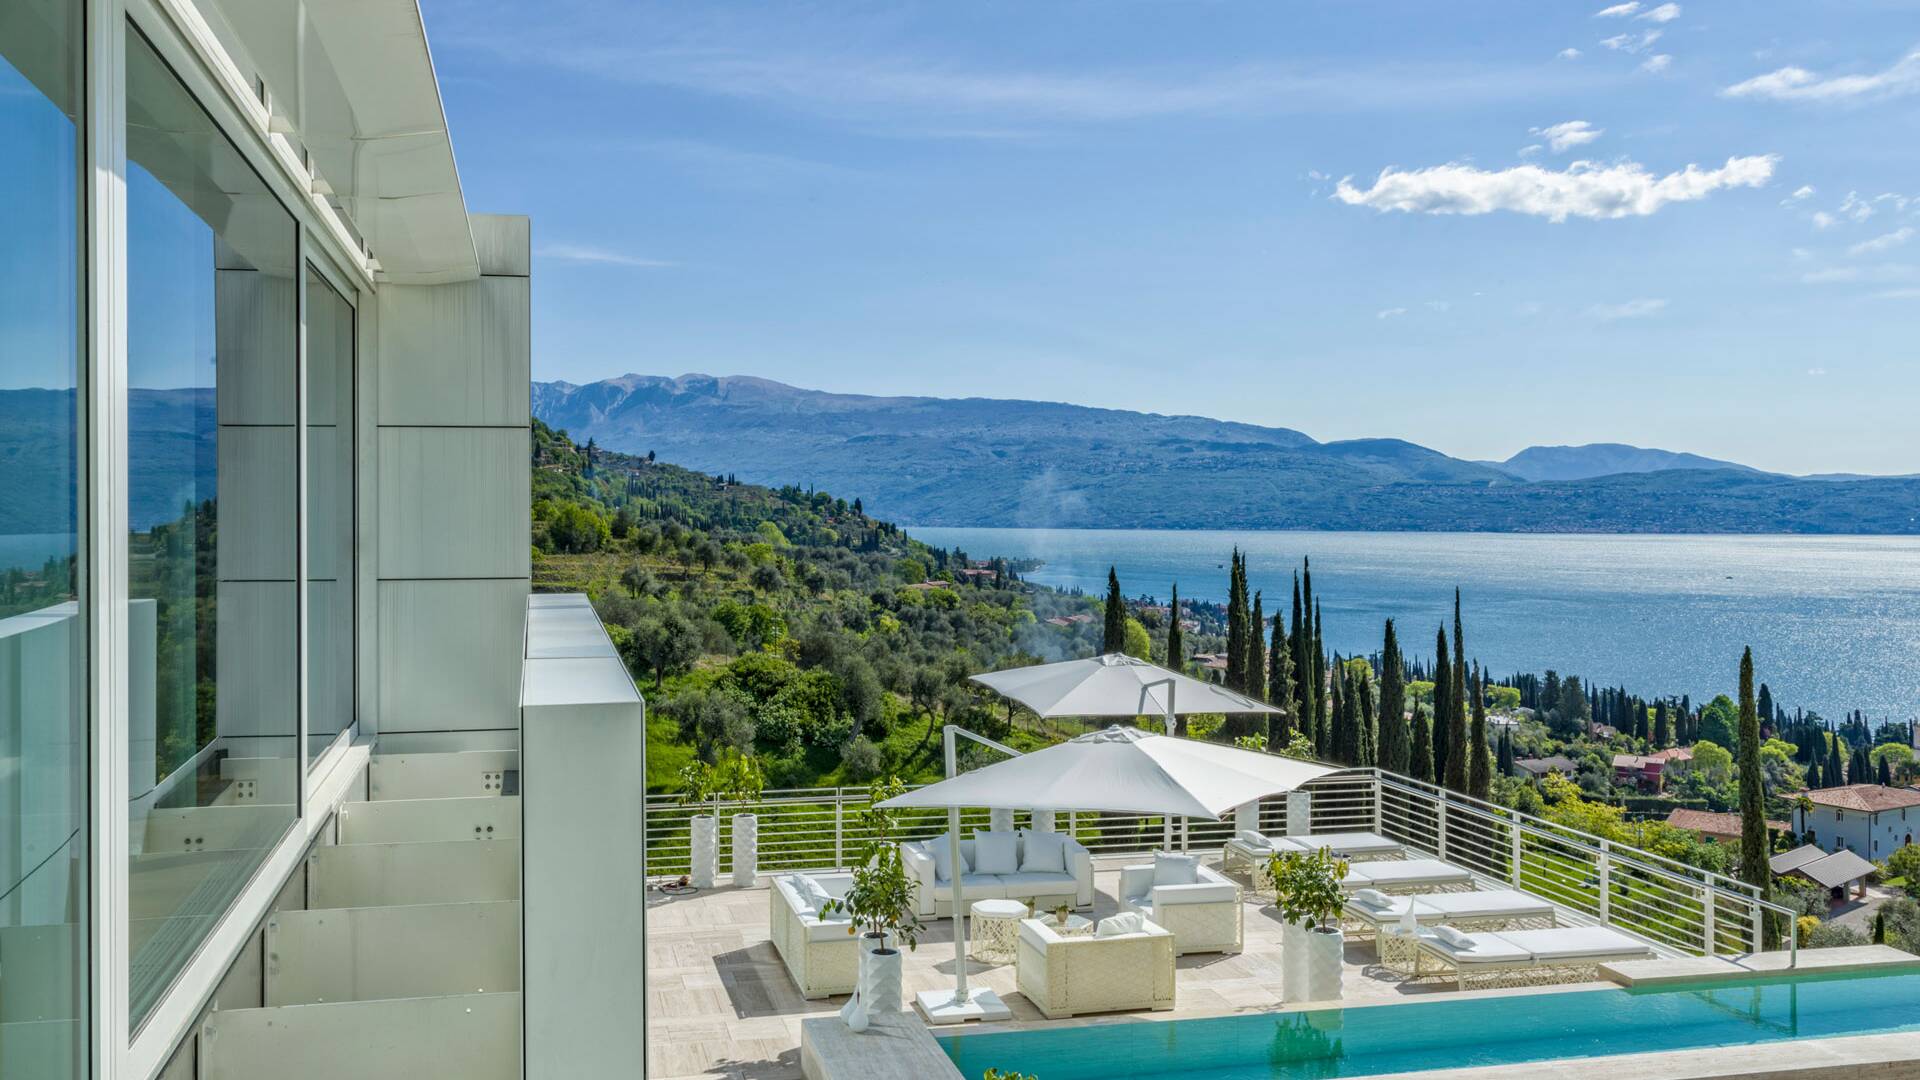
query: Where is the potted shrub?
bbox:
[824,776,922,1030]
[717,752,765,888]
[1268,846,1349,1003]
[678,762,720,889]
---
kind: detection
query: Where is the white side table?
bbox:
[1377,914,1426,976]
[969,899,1031,964]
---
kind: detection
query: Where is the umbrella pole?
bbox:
[1163,682,1176,849]
[946,729,968,1004]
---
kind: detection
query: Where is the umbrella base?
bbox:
[915,987,1012,1025]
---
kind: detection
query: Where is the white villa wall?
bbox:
[1794,804,1919,859]
[370,214,531,734]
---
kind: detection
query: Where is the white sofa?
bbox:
[1119,862,1243,955]
[1015,916,1176,1019]
[768,872,860,998]
[899,833,1094,918]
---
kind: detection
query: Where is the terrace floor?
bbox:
[645,855,1482,1080]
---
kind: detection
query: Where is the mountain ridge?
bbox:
[525,373,1920,534]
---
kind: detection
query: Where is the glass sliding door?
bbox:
[125,23,299,1027]
[0,1,87,1075]
[306,266,353,760]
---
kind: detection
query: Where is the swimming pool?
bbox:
[940,969,1920,1079]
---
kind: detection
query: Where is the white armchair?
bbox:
[1120,862,1243,955]
[768,872,860,999]
[899,833,1095,918]
[1015,917,1176,1019]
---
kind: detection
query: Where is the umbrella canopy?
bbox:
[876,723,1337,819]
[970,653,1281,721]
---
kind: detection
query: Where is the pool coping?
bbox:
[1600,944,1920,987]
[1361,1030,1920,1080]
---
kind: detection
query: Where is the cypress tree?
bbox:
[1497,728,1515,776]
[1290,573,1306,718]
[1377,619,1408,774]
[1410,700,1434,783]
[1325,662,1346,762]
[1827,735,1844,788]
[1102,567,1128,655]
[1654,699,1672,748]
[1469,663,1492,800]
[1224,552,1246,692]
[1357,666,1377,766]
[1312,602,1327,749]
[1268,605,1295,743]
[1246,591,1267,702]
[1447,591,1469,793]
[1432,627,1453,789]
[1737,647,1770,893]
[1166,583,1185,674]
[1806,756,1822,790]
[1879,754,1893,786]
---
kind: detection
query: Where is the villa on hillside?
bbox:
[1615,747,1693,791]
[1513,754,1578,780]
[1664,808,1787,845]
[1793,784,1920,858]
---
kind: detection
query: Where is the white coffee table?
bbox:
[969,899,1032,964]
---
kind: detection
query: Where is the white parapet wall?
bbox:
[520,592,647,1078]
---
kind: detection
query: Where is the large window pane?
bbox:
[0,1,87,1075]
[126,24,298,1027]
[307,267,353,760]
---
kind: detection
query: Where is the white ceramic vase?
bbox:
[840,932,889,1024]
[689,815,719,890]
[731,813,758,888]
[1281,920,1310,1002]
[1302,925,1345,1002]
[864,947,905,1016]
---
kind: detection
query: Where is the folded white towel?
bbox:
[1352,888,1391,908]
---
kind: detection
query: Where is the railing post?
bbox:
[1597,840,1611,924]
[834,788,845,869]
[1436,798,1448,862]
[1751,896,1764,954]
[1510,817,1523,885]
[1703,883,1717,957]
[1372,772,1383,835]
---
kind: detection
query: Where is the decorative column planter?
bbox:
[1301,925,1345,1002]
[731,812,759,888]
[864,947,905,1016]
[689,814,719,890]
[1281,920,1311,1002]
[842,931,889,1024]
[1234,801,1261,837]
[1285,791,1312,837]
[1032,810,1057,834]
[989,808,1016,834]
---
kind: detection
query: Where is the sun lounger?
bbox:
[1223,830,1407,886]
[1342,888,1556,942]
[1340,859,1474,895]
[1410,925,1655,990]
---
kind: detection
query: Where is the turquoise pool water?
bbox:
[939,970,1920,1079]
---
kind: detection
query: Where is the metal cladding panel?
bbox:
[215,425,298,582]
[375,277,530,427]
[471,214,530,278]
[338,795,522,844]
[199,992,520,1080]
[213,582,298,739]
[375,580,527,732]
[367,750,520,800]
[263,901,520,1005]
[307,839,521,909]
[376,427,530,580]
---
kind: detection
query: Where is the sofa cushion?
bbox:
[1096,912,1148,938]
[774,876,812,916]
[1235,829,1267,848]
[995,871,1077,897]
[1019,829,1068,874]
[1153,852,1199,886]
[973,831,1019,875]
[793,873,835,913]
[931,873,1008,902]
[927,836,968,883]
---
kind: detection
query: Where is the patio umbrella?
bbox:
[877,654,1331,1024]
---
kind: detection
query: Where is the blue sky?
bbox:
[426,1,1920,474]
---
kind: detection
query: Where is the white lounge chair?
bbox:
[1340,859,1474,895]
[1343,888,1556,942]
[1119,860,1243,956]
[1224,829,1405,872]
[1411,925,1655,990]
[768,872,860,998]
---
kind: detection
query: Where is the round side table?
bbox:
[969,899,1031,964]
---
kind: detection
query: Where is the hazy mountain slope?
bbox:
[1495,443,1762,483]
[531,375,1920,534]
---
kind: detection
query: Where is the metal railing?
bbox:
[644,766,1796,960]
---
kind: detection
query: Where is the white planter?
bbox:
[689,815,719,890]
[1285,791,1312,837]
[1302,925,1345,1002]
[1234,802,1261,836]
[1281,920,1310,1002]
[864,947,904,1015]
[989,808,1016,834]
[841,931,889,1023]
[731,813,758,888]
[1032,810,1057,834]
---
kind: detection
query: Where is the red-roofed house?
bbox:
[1790,784,1920,859]
[1663,807,1788,845]
[1613,747,1692,791]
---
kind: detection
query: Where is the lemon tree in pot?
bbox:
[822,777,924,1030]
[1268,846,1348,1003]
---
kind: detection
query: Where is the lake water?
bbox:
[907,528,1920,719]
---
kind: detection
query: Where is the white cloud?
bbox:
[1530,120,1604,152]
[1637,4,1683,23]
[1872,287,1920,300]
[1587,297,1668,320]
[1518,143,1544,157]
[1594,2,1640,16]
[1722,47,1920,104]
[1376,307,1408,319]
[1782,184,1816,204]
[1849,226,1916,256]
[1332,155,1778,223]
[1640,54,1673,74]
[1811,211,1838,229]
[1558,48,1584,60]
[1840,191,1876,222]
[1800,263,1915,284]
[537,244,676,268]
[1807,367,1828,375]
[1424,300,1453,312]
[1602,30,1664,54]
